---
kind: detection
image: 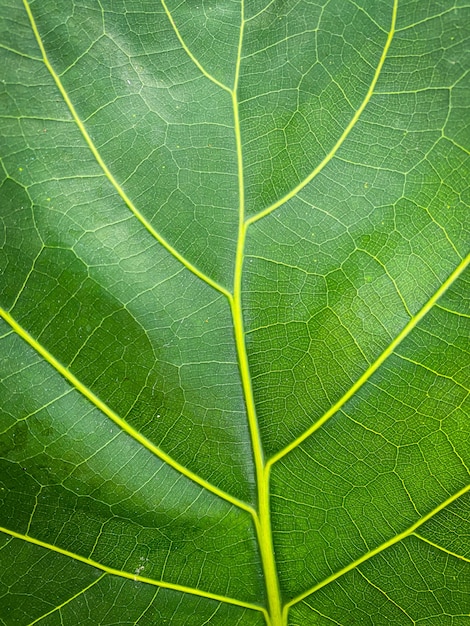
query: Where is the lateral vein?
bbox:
[0,526,267,616]
[27,574,107,625]
[283,484,470,613]
[22,0,231,301]
[0,308,255,516]
[246,0,398,226]
[160,0,231,93]
[269,253,470,467]
[413,533,470,563]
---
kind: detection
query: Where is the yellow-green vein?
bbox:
[245,0,398,226]
[230,4,283,625]
[0,527,268,617]
[160,0,231,94]
[413,533,470,563]
[23,0,231,301]
[282,484,470,617]
[355,570,414,622]
[27,574,107,625]
[267,252,470,469]
[0,308,254,516]
[0,41,41,61]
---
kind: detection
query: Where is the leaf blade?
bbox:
[1,0,469,624]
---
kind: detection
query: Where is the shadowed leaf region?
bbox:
[0,0,469,625]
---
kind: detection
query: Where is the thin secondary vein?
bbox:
[0,41,41,60]
[0,308,255,517]
[268,252,470,468]
[356,570,415,622]
[160,0,231,93]
[0,526,268,616]
[283,483,470,613]
[413,533,470,563]
[22,0,231,301]
[246,0,398,226]
[27,574,107,625]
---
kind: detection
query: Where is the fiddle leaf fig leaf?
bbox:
[0,1,469,625]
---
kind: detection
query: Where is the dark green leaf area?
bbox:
[391,5,468,87]
[271,276,469,598]
[0,536,102,625]
[2,206,255,500]
[0,180,42,310]
[0,536,265,626]
[164,0,242,86]
[342,89,446,171]
[439,271,470,318]
[289,537,470,626]
[418,496,470,561]
[0,33,254,495]
[244,182,464,455]
[0,0,469,624]
[0,0,38,58]
[0,329,264,604]
[402,140,470,262]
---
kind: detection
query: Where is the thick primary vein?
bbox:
[27,574,107,626]
[282,484,470,615]
[160,0,231,93]
[0,527,267,616]
[267,253,470,468]
[0,308,254,517]
[230,3,282,625]
[22,0,231,301]
[245,0,398,227]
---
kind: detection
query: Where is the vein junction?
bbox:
[11,1,468,625]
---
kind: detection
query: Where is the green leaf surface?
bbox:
[0,1,469,624]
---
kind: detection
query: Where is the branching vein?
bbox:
[23,0,231,301]
[160,0,231,93]
[246,0,398,226]
[268,252,470,468]
[0,526,268,617]
[282,484,470,614]
[0,308,254,516]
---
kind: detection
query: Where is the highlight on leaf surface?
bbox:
[0,0,469,625]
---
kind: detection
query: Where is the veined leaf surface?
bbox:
[1,0,469,624]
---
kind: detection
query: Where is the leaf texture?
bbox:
[0,1,469,624]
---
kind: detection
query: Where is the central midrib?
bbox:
[230,3,284,625]
[21,1,405,623]
[230,2,400,623]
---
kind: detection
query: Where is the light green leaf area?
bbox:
[0,0,469,625]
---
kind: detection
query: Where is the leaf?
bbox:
[0,0,469,624]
